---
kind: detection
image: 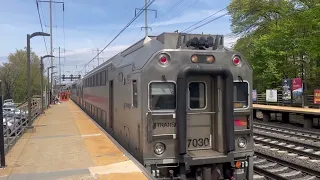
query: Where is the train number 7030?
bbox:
[187,138,210,148]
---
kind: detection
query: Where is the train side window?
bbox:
[105,70,107,84]
[102,71,106,86]
[189,82,206,109]
[233,81,249,109]
[132,80,138,108]
[149,82,176,110]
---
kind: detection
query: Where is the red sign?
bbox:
[292,78,302,91]
[314,89,320,104]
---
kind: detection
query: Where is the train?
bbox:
[70,32,254,180]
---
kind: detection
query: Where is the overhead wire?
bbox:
[180,7,227,33]
[35,0,49,54]
[184,12,229,33]
[131,0,197,42]
[151,0,200,31]
[78,0,156,74]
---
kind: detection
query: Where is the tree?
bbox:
[0,48,47,102]
[228,0,320,93]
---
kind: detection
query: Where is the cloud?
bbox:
[224,36,239,48]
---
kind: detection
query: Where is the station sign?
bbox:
[266,89,277,102]
[314,89,320,105]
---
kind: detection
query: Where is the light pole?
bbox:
[40,55,55,114]
[47,66,56,107]
[27,32,50,127]
[51,71,58,104]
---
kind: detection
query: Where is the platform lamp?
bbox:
[27,32,50,128]
[40,55,55,114]
[47,66,56,107]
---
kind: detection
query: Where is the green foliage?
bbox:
[0,48,48,102]
[228,0,320,94]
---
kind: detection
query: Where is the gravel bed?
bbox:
[254,144,320,173]
[254,128,320,148]
[253,119,320,132]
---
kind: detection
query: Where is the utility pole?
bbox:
[49,0,54,102]
[50,0,53,70]
[135,0,157,37]
[144,0,148,36]
[93,48,103,66]
[40,58,44,113]
[59,47,61,93]
[39,0,64,98]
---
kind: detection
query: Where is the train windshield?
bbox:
[189,82,206,109]
[233,82,249,109]
[149,82,176,110]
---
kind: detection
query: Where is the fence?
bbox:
[2,98,42,155]
[254,94,320,109]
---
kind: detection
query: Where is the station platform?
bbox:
[0,101,150,180]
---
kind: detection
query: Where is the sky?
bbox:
[0,0,238,84]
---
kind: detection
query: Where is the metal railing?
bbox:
[253,94,320,109]
[2,98,42,155]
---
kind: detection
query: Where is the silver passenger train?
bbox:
[70,32,254,180]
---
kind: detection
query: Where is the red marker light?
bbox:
[159,53,170,66]
[160,56,167,64]
[232,56,241,66]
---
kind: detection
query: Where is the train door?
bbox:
[186,76,217,157]
[109,80,114,130]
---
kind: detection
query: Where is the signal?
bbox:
[70,74,73,81]
[62,74,65,81]
[78,75,81,79]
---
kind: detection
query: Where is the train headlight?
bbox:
[237,137,247,148]
[206,55,215,63]
[154,142,166,155]
[191,55,198,63]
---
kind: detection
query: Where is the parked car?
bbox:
[3,102,16,108]
[3,116,16,136]
[3,107,15,113]
[4,99,14,104]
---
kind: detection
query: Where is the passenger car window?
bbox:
[189,82,206,109]
[149,82,176,110]
[132,80,138,108]
[233,82,249,108]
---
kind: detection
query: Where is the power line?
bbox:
[184,12,229,33]
[180,7,227,33]
[130,0,193,42]
[79,0,156,74]
[153,0,196,28]
[35,0,49,54]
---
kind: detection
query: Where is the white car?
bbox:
[3,102,16,108]
[4,99,13,104]
[3,107,15,113]
[3,117,16,136]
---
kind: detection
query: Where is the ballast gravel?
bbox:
[254,145,320,173]
[254,129,320,148]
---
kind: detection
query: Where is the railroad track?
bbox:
[253,135,320,160]
[253,153,320,180]
[253,121,320,179]
[253,121,320,142]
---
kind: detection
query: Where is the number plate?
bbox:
[187,136,211,150]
